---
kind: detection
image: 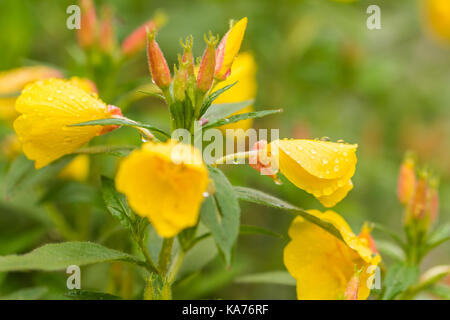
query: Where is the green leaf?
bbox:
[5,155,75,199]
[235,271,296,286]
[65,289,122,300]
[101,176,133,230]
[200,167,240,266]
[427,284,450,300]
[199,82,237,116]
[234,186,344,241]
[202,109,282,130]
[381,263,419,300]
[0,242,143,272]
[239,225,282,239]
[202,100,254,122]
[0,227,46,255]
[376,240,405,262]
[424,223,450,254]
[69,118,171,138]
[0,286,48,300]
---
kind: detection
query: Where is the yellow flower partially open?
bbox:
[284,210,381,300]
[215,17,248,81]
[270,139,357,207]
[213,52,257,132]
[14,78,120,169]
[115,140,209,238]
[0,66,62,120]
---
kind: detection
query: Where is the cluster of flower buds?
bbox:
[397,152,440,232]
[77,0,165,57]
[145,17,247,114]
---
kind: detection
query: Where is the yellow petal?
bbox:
[316,180,354,207]
[213,52,257,132]
[115,140,209,238]
[268,139,357,205]
[423,0,450,42]
[14,78,113,169]
[284,210,380,300]
[0,66,63,120]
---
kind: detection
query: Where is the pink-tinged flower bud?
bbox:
[100,105,123,135]
[358,223,378,254]
[146,30,171,89]
[121,12,166,57]
[409,175,429,220]
[344,269,362,300]
[196,33,218,92]
[99,5,116,53]
[215,17,247,81]
[397,154,416,205]
[180,36,194,76]
[77,0,98,49]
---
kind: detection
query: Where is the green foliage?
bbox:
[202,109,281,130]
[381,263,419,300]
[200,167,240,266]
[0,242,143,272]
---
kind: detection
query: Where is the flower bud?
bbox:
[408,173,429,220]
[196,33,218,92]
[99,5,116,54]
[215,17,247,81]
[397,153,416,205]
[358,222,378,254]
[344,268,362,300]
[173,60,188,101]
[146,30,171,89]
[77,0,98,49]
[180,36,194,76]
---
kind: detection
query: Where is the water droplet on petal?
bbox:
[322,158,329,165]
[311,149,317,154]
[203,192,210,198]
[334,165,339,172]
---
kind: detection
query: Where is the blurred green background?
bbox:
[0,0,448,299]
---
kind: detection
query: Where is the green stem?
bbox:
[167,249,186,284]
[213,150,257,166]
[158,237,174,274]
[136,237,159,275]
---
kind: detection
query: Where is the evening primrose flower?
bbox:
[115,140,209,238]
[213,52,257,132]
[0,66,62,119]
[284,210,381,300]
[423,0,450,43]
[215,17,247,81]
[14,78,122,169]
[267,139,357,207]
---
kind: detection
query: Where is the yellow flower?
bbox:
[215,17,247,81]
[270,139,357,207]
[115,140,209,238]
[58,154,90,182]
[213,52,257,132]
[423,0,450,42]
[14,78,121,169]
[0,66,62,120]
[284,210,381,300]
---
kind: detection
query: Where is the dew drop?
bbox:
[334,165,339,172]
[47,96,54,102]
[311,149,317,154]
[202,192,210,198]
[322,158,329,165]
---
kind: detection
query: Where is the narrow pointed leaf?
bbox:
[202,109,281,130]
